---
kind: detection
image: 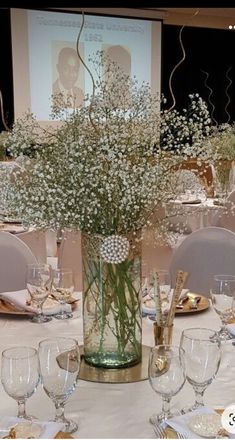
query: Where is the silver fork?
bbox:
[153,423,186,439]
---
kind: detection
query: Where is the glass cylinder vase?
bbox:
[214,159,232,200]
[82,232,142,369]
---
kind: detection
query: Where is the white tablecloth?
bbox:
[0,294,234,438]
[167,198,224,234]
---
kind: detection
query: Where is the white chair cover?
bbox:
[45,229,58,257]
[17,229,47,264]
[169,226,235,297]
[58,230,82,291]
[0,231,38,292]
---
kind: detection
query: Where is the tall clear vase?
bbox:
[214,159,232,201]
[82,232,142,369]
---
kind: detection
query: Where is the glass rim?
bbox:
[27,263,51,269]
[181,327,218,341]
[2,346,38,359]
[53,268,73,274]
[213,274,235,281]
[38,336,79,347]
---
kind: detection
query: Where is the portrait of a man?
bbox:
[52,46,84,109]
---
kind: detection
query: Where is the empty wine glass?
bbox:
[148,345,186,424]
[26,263,52,323]
[1,346,40,420]
[38,337,80,433]
[180,328,221,413]
[210,274,235,340]
[52,268,74,320]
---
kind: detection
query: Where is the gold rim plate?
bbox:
[176,293,210,315]
[0,299,78,316]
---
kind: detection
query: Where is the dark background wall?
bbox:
[0,8,235,130]
[161,24,235,125]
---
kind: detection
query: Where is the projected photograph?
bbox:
[103,44,132,76]
[51,42,85,109]
[11,9,161,123]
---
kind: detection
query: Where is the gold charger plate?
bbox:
[0,298,78,316]
[176,293,210,315]
[55,432,74,439]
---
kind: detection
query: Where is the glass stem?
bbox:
[194,387,205,407]
[59,301,66,317]
[36,302,43,317]
[162,396,171,419]
[17,399,26,418]
[54,401,65,421]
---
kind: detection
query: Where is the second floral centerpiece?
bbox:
[5,51,212,369]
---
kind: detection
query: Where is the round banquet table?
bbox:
[0,294,234,439]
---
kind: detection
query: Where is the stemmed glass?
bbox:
[1,346,40,420]
[38,337,80,433]
[52,269,74,320]
[26,263,52,323]
[210,274,235,340]
[180,328,221,413]
[148,345,186,424]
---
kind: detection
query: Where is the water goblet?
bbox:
[180,327,221,413]
[38,337,80,434]
[52,268,74,320]
[1,346,40,420]
[26,263,52,323]
[148,345,186,424]
[210,274,235,340]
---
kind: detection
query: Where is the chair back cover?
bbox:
[169,226,235,296]
[0,231,38,292]
[18,229,47,263]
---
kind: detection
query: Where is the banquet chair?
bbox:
[17,229,47,264]
[0,231,38,292]
[58,229,82,291]
[169,226,235,297]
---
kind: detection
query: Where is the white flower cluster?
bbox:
[100,235,129,264]
[204,123,235,161]
[4,52,213,238]
[160,93,211,159]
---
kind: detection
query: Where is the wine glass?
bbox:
[1,346,40,420]
[38,337,80,434]
[210,274,235,340]
[52,268,74,320]
[180,328,221,413]
[26,263,52,323]
[148,345,186,424]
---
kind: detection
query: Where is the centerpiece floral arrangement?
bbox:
[204,123,235,199]
[4,51,213,368]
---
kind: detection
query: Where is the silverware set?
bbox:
[153,423,186,438]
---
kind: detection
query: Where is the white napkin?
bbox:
[0,416,65,439]
[161,406,224,439]
[227,323,235,336]
[0,289,72,315]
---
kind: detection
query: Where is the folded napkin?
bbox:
[142,288,189,316]
[161,406,227,439]
[0,289,72,315]
[0,416,65,439]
